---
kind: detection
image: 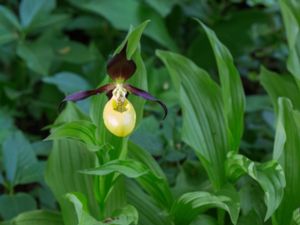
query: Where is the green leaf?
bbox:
[157,50,228,189]
[54,40,96,64]
[238,180,266,225]
[0,27,18,46]
[190,215,218,225]
[226,152,285,220]
[67,0,177,50]
[45,104,99,225]
[272,98,300,224]
[237,211,263,225]
[279,0,300,88]
[46,120,98,149]
[109,205,138,225]
[128,141,166,179]
[292,208,300,225]
[199,21,245,152]
[82,159,172,209]
[130,117,163,156]
[67,193,138,225]
[81,159,149,178]
[0,6,20,45]
[126,181,173,225]
[17,41,53,76]
[19,0,56,28]
[171,185,240,225]
[66,193,103,225]
[0,193,37,220]
[260,67,300,112]
[0,110,15,143]
[7,210,63,225]
[144,0,177,17]
[2,131,43,186]
[43,72,90,94]
[0,6,21,30]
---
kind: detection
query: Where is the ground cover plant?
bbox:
[0,0,299,224]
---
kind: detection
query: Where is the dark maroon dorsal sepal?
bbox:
[106,43,136,81]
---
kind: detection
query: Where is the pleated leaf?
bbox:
[66,193,104,225]
[279,0,300,88]
[157,50,228,189]
[81,159,172,209]
[292,208,300,225]
[226,152,285,221]
[45,103,99,225]
[260,67,300,112]
[199,21,245,152]
[126,181,173,225]
[67,193,138,225]
[46,120,98,150]
[272,98,300,224]
[170,185,240,225]
[6,210,63,225]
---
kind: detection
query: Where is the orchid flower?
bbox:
[62,44,167,137]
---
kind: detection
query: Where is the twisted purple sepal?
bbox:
[63,83,115,102]
[106,43,136,81]
[124,84,168,120]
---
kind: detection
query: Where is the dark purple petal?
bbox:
[106,43,136,81]
[124,84,168,120]
[63,83,115,102]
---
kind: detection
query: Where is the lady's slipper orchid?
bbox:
[62,44,167,137]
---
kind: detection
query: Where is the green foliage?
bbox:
[0,1,295,225]
[171,185,240,225]
[226,152,285,220]
[0,193,36,220]
[2,210,64,225]
[2,131,43,186]
[199,21,245,152]
[272,98,300,224]
[157,50,229,189]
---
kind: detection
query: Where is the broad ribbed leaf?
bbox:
[157,50,228,189]
[67,193,138,225]
[128,142,166,179]
[43,72,91,94]
[67,193,104,225]
[45,104,99,225]
[81,159,149,178]
[0,193,36,220]
[0,6,20,30]
[279,0,300,88]
[226,152,285,220]
[200,21,245,152]
[126,181,173,225]
[81,159,172,209]
[292,208,300,225]
[7,210,63,225]
[260,67,300,112]
[0,6,20,45]
[17,41,53,76]
[2,131,43,186]
[272,98,300,224]
[109,205,138,225]
[20,0,56,28]
[46,120,98,150]
[171,185,240,225]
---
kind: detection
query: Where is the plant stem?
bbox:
[217,209,225,225]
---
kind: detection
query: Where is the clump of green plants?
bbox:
[1,0,300,225]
